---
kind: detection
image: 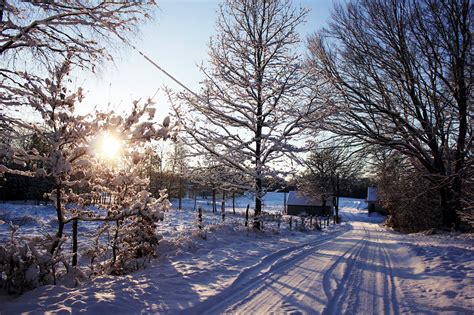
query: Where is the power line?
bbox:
[86,9,200,100]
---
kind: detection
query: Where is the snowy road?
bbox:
[188,204,410,314]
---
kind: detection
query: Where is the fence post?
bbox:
[221,201,225,222]
[212,189,216,213]
[198,207,203,230]
[245,204,249,227]
[289,216,292,230]
[335,173,340,223]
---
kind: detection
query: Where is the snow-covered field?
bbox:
[1,196,473,314]
[0,192,287,242]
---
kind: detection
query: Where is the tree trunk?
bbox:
[112,219,120,266]
[50,185,64,255]
[222,190,226,212]
[198,207,203,230]
[451,27,468,230]
[72,218,78,267]
[178,177,183,210]
[254,185,262,229]
[322,195,326,216]
[439,185,459,229]
[221,201,225,222]
[254,19,264,230]
[335,174,340,223]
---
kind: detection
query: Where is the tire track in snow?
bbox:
[321,234,366,307]
[184,227,351,315]
[322,225,370,315]
[187,207,408,314]
[320,221,405,315]
[379,231,401,314]
[321,222,404,315]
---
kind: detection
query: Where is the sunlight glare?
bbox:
[98,132,122,160]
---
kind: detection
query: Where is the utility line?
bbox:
[87,10,200,99]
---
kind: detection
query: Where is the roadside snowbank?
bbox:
[396,231,474,313]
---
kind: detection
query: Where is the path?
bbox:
[188,200,412,314]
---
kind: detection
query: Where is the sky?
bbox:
[78,0,334,120]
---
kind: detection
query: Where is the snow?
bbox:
[1,196,473,314]
[0,202,105,243]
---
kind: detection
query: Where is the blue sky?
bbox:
[79,0,334,119]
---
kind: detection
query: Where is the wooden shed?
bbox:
[286,191,333,216]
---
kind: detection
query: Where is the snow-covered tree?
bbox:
[0,0,174,291]
[0,0,154,143]
[0,58,172,289]
[171,0,317,228]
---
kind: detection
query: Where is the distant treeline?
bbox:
[1,173,370,203]
[1,174,54,202]
[339,178,370,199]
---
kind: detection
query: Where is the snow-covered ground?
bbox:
[1,196,473,314]
[0,192,286,242]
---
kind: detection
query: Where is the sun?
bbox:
[97,132,122,160]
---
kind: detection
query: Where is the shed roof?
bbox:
[287,191,323,206]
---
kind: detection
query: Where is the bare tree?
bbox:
[372,148,444,232]
[171,0,317,228]
[299,144,363,221]
[307,0,472,229]
[166,140,189,208]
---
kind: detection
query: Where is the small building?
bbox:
[367,186,386,215]
[286,191,333,216]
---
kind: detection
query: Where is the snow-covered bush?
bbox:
[102,190,170,275]
[0,223,56,294]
